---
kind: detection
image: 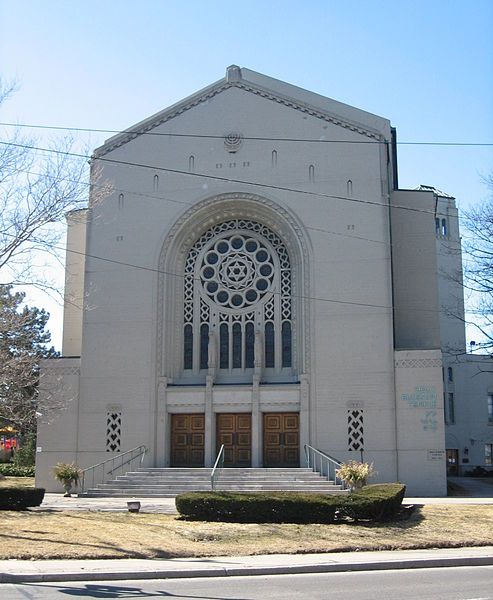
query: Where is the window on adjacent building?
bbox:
[441,218,447,237]
[485,444,493,466]
[448,392,455,424]
[488,393,493,424]
[447,367,453,382]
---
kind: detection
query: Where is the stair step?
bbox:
[79,467,347,498]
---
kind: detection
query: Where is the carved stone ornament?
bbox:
[395,358,442,369]
[157,193,312,379]
[224,132,243,153]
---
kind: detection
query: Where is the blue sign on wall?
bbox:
[401,386,437,409]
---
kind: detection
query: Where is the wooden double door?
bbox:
[170,411,299,468]
[263,412,299,467]
[170,414,205,467]
[216,413,252,467]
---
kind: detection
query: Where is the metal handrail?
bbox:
[80,445,147,494]
[304,444,345,488]
[211,444,225,491]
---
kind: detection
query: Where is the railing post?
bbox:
[79,445,147,495]
[303,444,343,487]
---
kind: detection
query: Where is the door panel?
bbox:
[171,414,205,467]
[216,413,252,467]
[263,412,299,467]
[446,449,459,475]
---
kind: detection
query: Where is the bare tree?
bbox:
[461,173,493,351]
[0,79,110,292]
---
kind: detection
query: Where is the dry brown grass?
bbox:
[0,476,35,488]
[0,505,492,560]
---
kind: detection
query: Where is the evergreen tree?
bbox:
[0,285,58,438]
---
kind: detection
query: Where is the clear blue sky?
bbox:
[1,0,492,348]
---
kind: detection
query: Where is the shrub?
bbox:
[13,433,36,467]
[465,467,493,478]
[0,463,35,477]
[0,487,45,510]
[176,484,406,523]
[336,461,375,490]
[53,462,82,485]
[176,491,338,523]
[339,484,406,521]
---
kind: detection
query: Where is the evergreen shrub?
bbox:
[0,463,35,477]
[13,433,36,467]
[175,483,405,523]
[0,487,45,510]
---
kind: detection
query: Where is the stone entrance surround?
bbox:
[159,379,307,468]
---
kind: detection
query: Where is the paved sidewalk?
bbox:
[33,490,493,513]
[1,547,492,583]
[448,476,493,497]
[33,494,178,513]
[405,495,493,504]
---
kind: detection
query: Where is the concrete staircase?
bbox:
[79,467,347,497]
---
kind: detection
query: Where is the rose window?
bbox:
[199,234,275,309]
[183,219,293,378]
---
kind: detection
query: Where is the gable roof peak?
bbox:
[94,66,391,157]
[226,65,242,82]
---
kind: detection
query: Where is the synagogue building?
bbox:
[36,66,493,495]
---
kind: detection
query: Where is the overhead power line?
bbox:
[0,121,492,146]
[0,139,439,217]
[13,166,390,246]
[0,230,456,316]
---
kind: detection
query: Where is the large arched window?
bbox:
[182,219,293,382]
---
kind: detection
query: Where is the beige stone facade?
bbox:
[37,65,487,496]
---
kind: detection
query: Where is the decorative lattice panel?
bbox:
[348,409,364,451]
[106,412,122,452]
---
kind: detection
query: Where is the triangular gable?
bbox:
[94,65,389,158]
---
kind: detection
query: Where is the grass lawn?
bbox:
[0,504,492,560]
[0,476,35,488]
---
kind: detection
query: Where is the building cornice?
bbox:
[93,73,384,158]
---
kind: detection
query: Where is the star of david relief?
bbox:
[220,255,255,290]
[227,260,246,281]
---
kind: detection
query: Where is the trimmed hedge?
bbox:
[0,463,35,477]
[0,487,45,510]
[175,483,406,523]
[339,484,406,521]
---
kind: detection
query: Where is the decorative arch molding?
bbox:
[157,192,312,380]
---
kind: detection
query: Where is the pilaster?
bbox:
[251,375,261,467]
[205,376,214,466]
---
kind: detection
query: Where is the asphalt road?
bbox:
[4,566,493,599]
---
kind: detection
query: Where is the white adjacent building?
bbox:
[36,66,493,495]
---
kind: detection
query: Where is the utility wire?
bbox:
[1,121,492,146]
[0,139,439,217]
[1,142,473,313]
[13,166,389,246]
[1,230,478,317]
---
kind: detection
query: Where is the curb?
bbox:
[2,555,493,583]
